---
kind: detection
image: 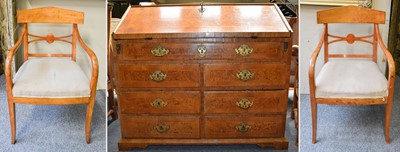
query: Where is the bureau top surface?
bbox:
[113,4,292,39]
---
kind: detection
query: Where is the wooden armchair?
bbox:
[309,6,395,144]
[5,7,98,144]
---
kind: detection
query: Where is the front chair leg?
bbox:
[385,102,392,144]
[85,99,95,144]
[311,102,317,144]
[8,101,16,144]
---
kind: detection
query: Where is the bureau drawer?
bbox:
[121,117,200,138]
[205,116,285,138]
[204,63,289,88]
[118,41,284,61]
[119,91,201,114]
[117,64,200,88]
[204,91,287,114]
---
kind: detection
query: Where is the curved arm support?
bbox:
[74,24,99,99]
[308,26,326,99]
[5,24,27,99]
[375,24,395,101]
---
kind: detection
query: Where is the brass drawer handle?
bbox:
[154,122,170,133]
[236,98,253,110]
[151,45,169,57]
[150,98,168,109]
[236,69,254,81]
[150,70,167,82]
[235,44,253,56]
[236,122,251,133]
[197,45,207,57]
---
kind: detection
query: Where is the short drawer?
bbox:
[117,41,284,61]
[204,63,289,88]
[205,116,285,138]
[204,91,287,114]
[121,117,200,138]
[119,91,201,114]
[116,64,200,88]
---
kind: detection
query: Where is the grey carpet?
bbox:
[300,76,400,151]
[107,91,298,152]
[0,75,106,152]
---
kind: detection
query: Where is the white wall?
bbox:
[299,1,392,94]
[17,0,106,89]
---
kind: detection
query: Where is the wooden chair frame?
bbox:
[5,7,98,144]
[308,6,395,144]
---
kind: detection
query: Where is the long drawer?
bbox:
[119,91,201,114]
[116,64,200,88]
[204,91,287,114]
[205,116,285,138]
[121,117,200,138]
[117,41,284,61]
[204,63,289,88]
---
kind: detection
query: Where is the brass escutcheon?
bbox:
[150,98,168,109]
[235,44,253,56]
[197,45,207,57]
[151,45,169,57]
[236,98,253,110]
[154,122,170,133]
[236,69,254,81]
[236,122,251,133]
[149,70,167,82]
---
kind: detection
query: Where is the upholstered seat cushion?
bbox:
[315,60,388,98]
[12,58,90,98]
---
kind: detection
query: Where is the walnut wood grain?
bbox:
[205,116,285,138]
[113,4,291,39]
[204,91,287,114]
[119,91,201,114]
[116,64,200,88]
[120,117,200,138]
[204,63,289,89]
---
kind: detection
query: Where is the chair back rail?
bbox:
[317,6,385,63]
[18,7,83,61]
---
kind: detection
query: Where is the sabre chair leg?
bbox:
[8,101,16,144]
[311,102,317,144]
[85,99,95,144]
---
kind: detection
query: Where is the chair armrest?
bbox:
[5,25,27,98]
[375,25,395,100]
[75,25,99,98]
[308,28,326,98]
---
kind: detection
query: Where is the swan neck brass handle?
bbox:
[150,98,168,109]
[236,69,254,81]
[235,44,253,56]
[236,98,253,110]
[154,122,170,133]
[197,45,207,57]
[150,70,167,82]
[151,45,169,57]
[236,122,251,133]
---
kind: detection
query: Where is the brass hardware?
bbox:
[197,45,207,57]
[116,44,121,54]
[151,45,169,57]
[236,69,254,81]
[236,122,251,133]
[154,122,170,133]
[150,70,167,82]
[235,44,253,56]
[236,98,253,110]
[150,98,168,109]
[198,1,206,13]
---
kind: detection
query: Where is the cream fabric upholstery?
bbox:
[12,58,90,98]
[315,60,388,98]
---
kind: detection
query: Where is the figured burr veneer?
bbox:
[112,4,292,150]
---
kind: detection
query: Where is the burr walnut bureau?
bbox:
[112,4,292,150]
